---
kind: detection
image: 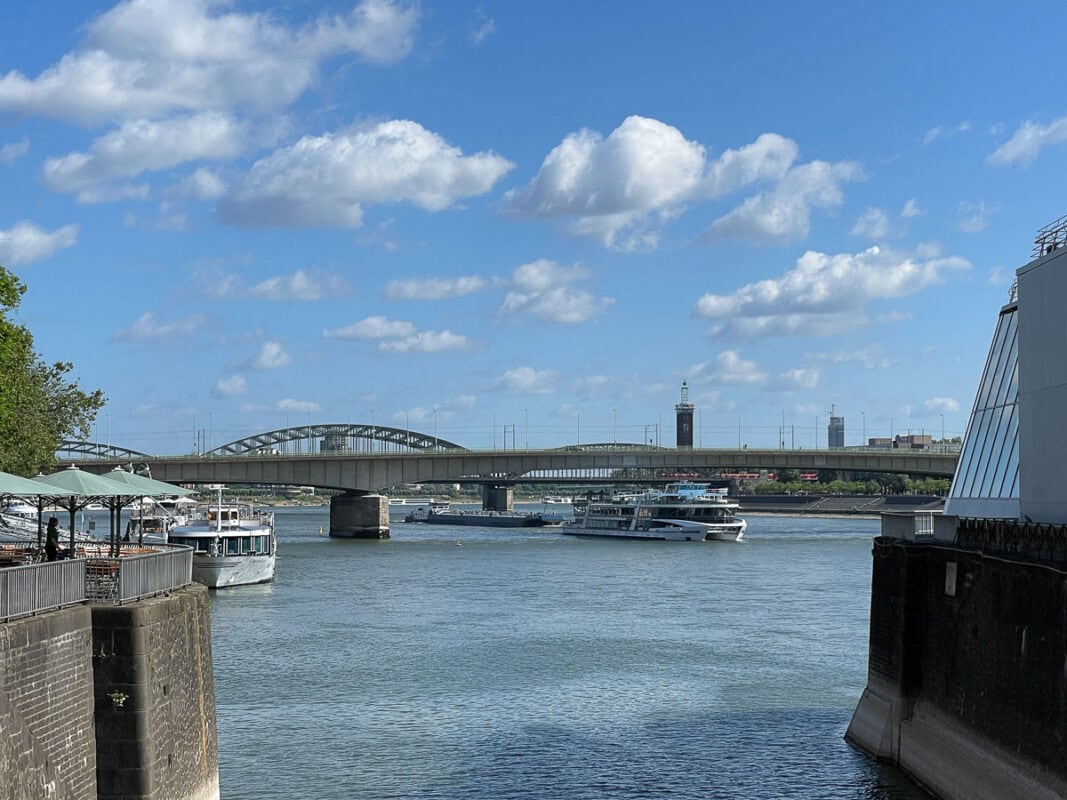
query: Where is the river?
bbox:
[209,505,930,799]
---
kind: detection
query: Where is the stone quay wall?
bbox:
[0,584,218,800]
[847,536,1067,799]
[0,605,98,800]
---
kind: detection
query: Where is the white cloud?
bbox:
[704,133,798,196]
[219,119,514,228]
[324,316,416,340]
[0,139,29,164]
[703,159,863,245]
[925,397,960,413]
[693,245,970,339]
[0,221,78,265]
[776,367,820,390]
[688,351,767,385]
[173,168,227,200]
[922,121,970,146]
[112,311,209,342]
[900,198,921,218]
[498,259,614,324]
[0,0,418,125]
[851,207,889,239]
[505,115,707,250]
[249,269,350,301]
[495,367,557,394]
[958,201,995,233]
[277,398,320,413]
[810,345,894,370]
[214,374,247,397]
[469,12,495,44]
[250,340,290,370]
[988,116,1067,167]
[378,330,476,353]
[42,113,245,200]
[383,275,492,300]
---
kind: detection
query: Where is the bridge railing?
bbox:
[0,559,87,622]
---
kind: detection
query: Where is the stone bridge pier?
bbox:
[482,484,514,511]
[330,492,389,538]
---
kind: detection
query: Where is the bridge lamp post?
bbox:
[577,412,581,446]
[524,408,528,450]
[862,411,866,447]
[434,408,438,451]
[613,408,616,445]
[940,414,945,444]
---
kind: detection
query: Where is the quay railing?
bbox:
[0,559,86,622]
[82,543,193,603]
[0,543,194,621]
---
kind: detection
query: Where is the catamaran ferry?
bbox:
[561,482,746,542]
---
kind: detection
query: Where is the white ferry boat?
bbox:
[167,495,276,588]
[561,482,746,542]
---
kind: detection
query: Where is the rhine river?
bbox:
[208,506,931,799]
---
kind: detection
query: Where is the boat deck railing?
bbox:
[0,543,194,622]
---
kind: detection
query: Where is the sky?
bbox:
[0,1,1061,455]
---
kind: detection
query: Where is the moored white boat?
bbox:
[167,495,275,588]
[561,482,746,542]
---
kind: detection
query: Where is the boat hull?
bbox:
[192,553,275,588]
[408,511,561,527]
[559,526,707,541]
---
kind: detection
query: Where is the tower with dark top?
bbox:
[675,380,695,448]
[827,404,845,449]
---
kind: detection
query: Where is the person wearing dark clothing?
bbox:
[45,517,60,561]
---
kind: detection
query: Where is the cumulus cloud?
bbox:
[495,367,558,394]
[692,245,970,339]
[324,315,416,340]
[469,11,495,43]
[498,259,614,324]
[0,221,78,265]
[249,269,350,301]
[703,133,798,196]
[112,311,209,342]
[776,367,820,390]
[925,397,960,414]
[249,340,290,370]
[383,275,493,300]
[378,330,476,353]
[506,116,706,250]
[703,159,863,245]
[900,198,921,218]
[0,0,418,125]
[988,116,1067,167]
[213,374,247,397]
[277,398,320,413]
[810,345,894,370]
[851,207,890,239]
[688,351,767,385]
[43,113,245,200]
[324,315,475,353]
[219,119,514,228]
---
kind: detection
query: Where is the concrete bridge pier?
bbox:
[482,484,514,511]
[330,492,389,538]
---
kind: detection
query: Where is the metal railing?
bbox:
[0,559,86,622]
[0,544,194,620]
[84,544,193,603]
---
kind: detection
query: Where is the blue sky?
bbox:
[0,1,1059,454]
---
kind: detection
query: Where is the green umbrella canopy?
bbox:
[36,465,142,499]
[103,467,198,497]
[0,470,66,498]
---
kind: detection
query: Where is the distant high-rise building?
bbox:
[675,380,695,448]
[828,406,845,449]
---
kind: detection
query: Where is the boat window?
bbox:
[226,537,240,555]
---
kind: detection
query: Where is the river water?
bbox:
[209,506,930,799]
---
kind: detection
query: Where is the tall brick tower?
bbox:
[675,380,695,448]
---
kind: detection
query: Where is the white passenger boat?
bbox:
[167,495,276,588]
[561,482,746,542]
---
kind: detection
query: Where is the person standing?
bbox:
[45,516,60,561]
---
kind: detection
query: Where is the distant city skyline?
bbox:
[1,1,1061,454]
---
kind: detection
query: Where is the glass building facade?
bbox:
[944,301,1020,519]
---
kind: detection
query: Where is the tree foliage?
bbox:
[0,265,105,475]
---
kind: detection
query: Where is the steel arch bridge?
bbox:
[61,423,467,459]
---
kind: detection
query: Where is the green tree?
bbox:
[0,266,105,475]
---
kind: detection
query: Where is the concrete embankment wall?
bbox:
[0,585,218,800]
[847,538,1067,799]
